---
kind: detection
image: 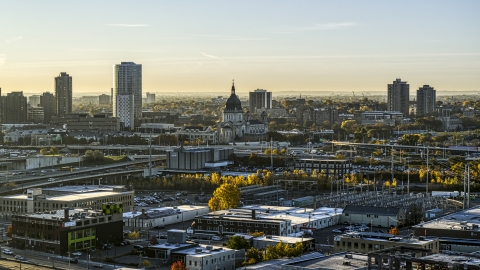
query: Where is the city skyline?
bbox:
[0,1,479,95]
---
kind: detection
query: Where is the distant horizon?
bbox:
[12,89,479,99]
[1,1,478,96]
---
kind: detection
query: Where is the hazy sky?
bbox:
[0,1,479,96]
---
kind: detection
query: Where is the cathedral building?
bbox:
[217,81,268,143]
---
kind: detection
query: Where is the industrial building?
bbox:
[122,205,209,229]
[239,185,288,205]
[412,206,480,252]
[166,147,233,170]
[144,229,236,270]
[193,205,341,237]
[252,235,315,251]
[333,232,439,254]
[11,203,123,255]
[341,205,406,228]
[0,185,134,215]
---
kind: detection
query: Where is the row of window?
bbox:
[199,219,278,228]
[199,226,277,235]
[187,254,234,267]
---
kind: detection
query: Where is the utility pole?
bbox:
[463,164,467,209]
[468,163,471,209]
[426,146,429,196]
[149,133,152,181]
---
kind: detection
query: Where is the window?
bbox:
[354,243,358,248]
[368,244,373,249]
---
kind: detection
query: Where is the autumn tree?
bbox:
[389,227,399,235]
[226,236,250,250]
[211,183,240,210]
[171,260,187,270]
[6,225,12,237]
[208,197,222,212]
[50,147,59,155]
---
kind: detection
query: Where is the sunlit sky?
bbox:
[0,1,479,97]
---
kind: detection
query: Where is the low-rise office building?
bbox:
[144,229,236,270]
[50,113,119,131]
[333,232,439,255]
[0,185,134,215]
[11,203,123,255]
[341,205,406,228]
[294,159,351,177]
[122,205,209,229]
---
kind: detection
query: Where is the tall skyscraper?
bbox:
[40,91,56,124]
[387,78,410,116]
[0,91,27,123]
[113,62,142,128]
[416,85,436,116]
[249,89,272,113]
[55,72,72,117]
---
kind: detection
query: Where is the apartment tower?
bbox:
[416,85,436,116]
[54,72,72,117]
[387,78,409,116]
[113,62,142,128]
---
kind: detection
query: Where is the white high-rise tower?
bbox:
[113,62,142,129]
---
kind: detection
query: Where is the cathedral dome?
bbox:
[225,81,243,112]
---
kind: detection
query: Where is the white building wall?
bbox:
[116,95,134,128]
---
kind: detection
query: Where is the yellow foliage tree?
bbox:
[208,197,222,212]
[212,184,241,210]
[389,227,399,235]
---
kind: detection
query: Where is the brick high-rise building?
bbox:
[0,90,27,123]
[55,72,72,117]
[40,91,55,124]
[249,89,272,113]
[387,78,409,116]
[416,85,436,116]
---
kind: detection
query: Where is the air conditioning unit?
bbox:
[343,261,351,265]
[206,245,213,250]
[195,248,203,253]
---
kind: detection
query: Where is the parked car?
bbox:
[133,244,144,250]
[70,258,78,264]
[3,249,14,255]
[48,178,56,182]
[15,255,26,261]
[212,236,222,241]
[71,251,82,256]
[93,263,104,268]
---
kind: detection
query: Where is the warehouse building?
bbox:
[0,185,134,215]
[341,205,406,228]
[294,159,351,177]
[333,232,439,255]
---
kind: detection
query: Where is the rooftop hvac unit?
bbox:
[195,248,203,253]
[206,246,213,250]
[266,235,272,239]
[343,261,351,265]
[345,254,353,259]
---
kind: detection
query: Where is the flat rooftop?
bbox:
[22,208,102,220]
[174,244,233,257]
[284,252,368,270]
[2,191,125,202]
[419,253,480,266]
[338,232,436,245]
[254,235,314,244]
[42,185,127,193]
[413,205,480,231]
[123,205,207,219]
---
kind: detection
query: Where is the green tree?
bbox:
[211,184,241,210]
[245,247,263,264]
[226,236,250,250]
